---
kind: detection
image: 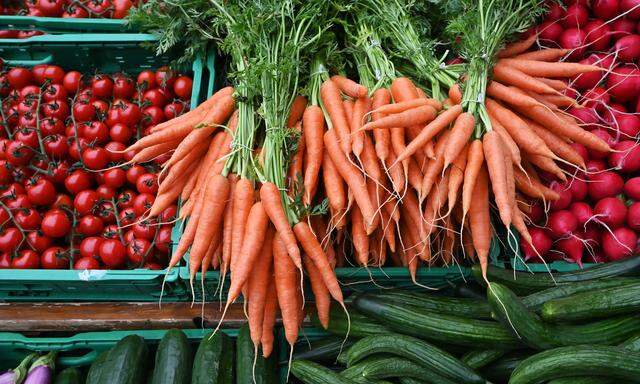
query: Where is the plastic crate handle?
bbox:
[3,54,53,67]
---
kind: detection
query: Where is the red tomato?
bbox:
[83,121,109,144]
[144,261,163,270]
[173,76,193,99]
[116,189,136,209]
[142,89,167,108]
[96,185,116,200]
[155,67,176,90]
[92,99,109,116]
[65,170,93,194]
[68,138,89,161]
[0,160,12,184]
[15,128,38,148]
[19,85,40,100]
[42,99,70,120]
[118,102,141,126]
[112,0,133,18]
[74,256,100,269]
[155,226,172,253]
[41,246,69,269]
[43,134,68,159]
[136,173,158,194]
[72,102,96,122]
[2,183,27,199]
[79,236,103,258]
[132,221,156,240]
[15,208,41,230]
[49,161,70,184]
[99,239,127,267]
[91,75,114,99]
[105,107,120,127]
[137,70,156,90]
[113,74,135,98]
[63,3,89,17]
[141,106,165,127]
[26,178,56,206]
[159,205,177,223]
[5,140,34,166]
[97,201,116,225]
[127,238,152,264]
[109,123,132,143]
[133,193,155,216]
[42,65,65,85]
[37,0,65,16]
[31,64,47,85]
[41,209,71,238]
[0,227,23,252]
[62,71,82,94]
[40,117,65,136]
[101,224,119,240]
[52,193,73,209]
[42,83,67,102]
[126,165,146,185]
[86,0,111,15]
[102,168,127,188]
[7,68,33,89]
[82,147,110,170]
[74,190,99,215]
[164,102,186,120]
[104,141,126,162]
[118,207,136,226]
[11,250,39,269]
[77,215,104,236]
[26,231,52,253]
[0,252,10,268]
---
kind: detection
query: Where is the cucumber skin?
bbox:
[370,291,491,319]
[236,324,276,384]
[191,331,233,384]
[481,351,530,383]
[313,305,390,338]
[54,367,82,384]
[96,335,148,384]
[151,329,191,384]
[291,360,355,384]
[291,336,354,363]
[86,350,109,384]
[461,349,506,370]
[361,357,456,384]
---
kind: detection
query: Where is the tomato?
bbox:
[155,226,172,253]
[112,0,133,18]
[155,67,176,90]
[132,193,155,216]
[26,231,52,253]
[17,112,37,129]
[124,149,136,162]
[99,239,126,267]
[91,75,114,99]
[74,256,100,269]
[2,183,27,199]
[0,139,9,159]
[18,99,37,115]
[97,201,116,225]
[0,160,12,184]
[65,170,93,194]
[173,76,193,99]
[135,173,158,194]
[15,128,38,148]
[127,238,152,264]
[0,227,23,252]
[42,99,70,120]
[11,250,39,269]
[7,68,33,89]
[96,185,116,200]
[26,178,56,206]
[42,83,67,102]
[142,89,166,108]
[83,121,109,144]
[43,134,68,159]
[41,209,71,238]
[15,208,41,230]
[112,74,135,99]
[102,168,126,189]
[40,246,68,269]
[62,70,82,93]
[42,65,65,85]
[77,215,104,236]
[52,193,72,209]
[79,237,103,259]
[118,102,141,126]
[37,0,64,16]
[40,117,65,136]
[47,161,69,185]
[63,3,89,18]
[82,147,109,170]
[86,0,110,15]
[126,165,145,185]
[92,99,109,116]
[164,102,186,120]
[132,220,156,240]
[20,85,40,100]
[5,140,33,166]
[116,189,136,209]
[102,224,120,240]
[105,107,120,127]
[0,252,10,269]
[72,102,96,122]
[68,138,89,161]
[77,88,94,103]
[104,141,126,162]
[136,70,156,90]
[109,123,132,143]
[118,207,136,226]
[74,190,99,215]
[141,106,165,127]
[159,205,177,223]
[31,64,47,85]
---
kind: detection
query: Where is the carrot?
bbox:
[331,75,367,98]
[360,105,437,131]
[386,152,406,195]
[407,156,423,193]
[158,140,209,192]
[449,83,462,105]
[322,150,347,228]
[443,112,475,171]
[351,207,369,267]
[303,255,331,330]
[468,165,491,279]
[130,139,180,164]
[324,129,377,234]
[492,64,560,95]
[228,178,254,275]
[361,133,384,183]
[461,139,484,221]
[247,227,275,347]
[390,78,420,174]
[527,153,567,181]
[185,131,226,201]
[261,277,277,358]
[497,33,537,58]
[371,88,392,163]
[273,233,301,347]
[486,81,540,108]
[302,106,325,205]
[180,163,202,201]
[488,113,522,167]
[372,98,431,115]
[148,165,195,218]
[513,48,570,61]
[513,206,533,245]
[483,130,512,227]
[211,114,239,176]
[527,92,576,108]
[351,96,371,158]
[447,143,468,214]
[321,79,352,154]
[287,95,308,128]
[260,182,302,269]
[401,190,423,238]
[513,167,560,200]
[527,118,586,168]
[421,130,451,199]
[288,122,305,187]
[395,105,463,164]
[500,58,603,77]
[535,77,569,91]
[220,174,236,284]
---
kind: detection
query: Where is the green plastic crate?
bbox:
[0,15,128,33]
[0,33,216,302]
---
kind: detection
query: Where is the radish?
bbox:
[520,227,553,260]
[593,197,628,228]
[568,177,588,201]
[550,181,573,211]
[582,86,610,112]
[588,171,625,199]
[591,52,616,70]
[573,56,605,89]
[609,18,637,38]
[620,0,640,19]
[602,227,637,260]
[584,247,606,263]
[636,96,640,113]
[624,177,640,199]
[586,159,607,172]
[603,102,628,125]
[614,34,640,62]
[608,140,640,172]
[589,128,617,159]
[538,20,564,42]
[615,114,640,138]
[568,107,599,128]
[606,66,640,102]
[547,2,565,19]
[556,236,585,266]
[547,210,579,239]
[530,201,544,223]
[560,28,588,59]
[593,0,620,20]
[626,202,640,230]
[562,4,590,28]
[570,201,594,226]
[570,142,590,162]
[584,20,612,51]
[564,0,589,5]
[580,224,602,245]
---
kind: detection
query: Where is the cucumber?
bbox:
[509,345,640,384]
[354,293,521,349]
[547,378,615,384]
[521,278,639,311]
[291,360,355,384]
[340,355,396,384]
[487,282,640,349]
[151,329,191,384]
[621,334,640,350]
[453,282,486,299]
[86,350,109,384]
[369,291,491,319]
[541,282,640,322]
[312,305,390,338]
[291,336,354,363]
[236,324,276,384]
[192,330,233,384]
[96,335,148,384]
[346,334,483,384]
[359,357,456,383]
[54,367,82,384]
[474,257,640,294]
[480,351,530,383]
[460,349,506,370]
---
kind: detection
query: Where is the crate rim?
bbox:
[0,15,127,32]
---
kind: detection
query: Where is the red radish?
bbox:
[624,177,640,199]
[582,87,610,112]
[614,34,640,62]
[562,4,590,28]
[602,227,637,260]
[591,52,616,70]
[567,178,588,201]
[585,248,606,263]
[608,113,640,138]
[573,56,605,89]
[584,20,612,51]
[587,159,607,173]
[521,227,553,260]
[593,0,620,20]
[547,210,579,239]
[563,84,579,99]
[550,181,573,211]
[570,201,594,226]
[593,197,628,228]
[556,236,585,266]
[610,18,637,38]
[547,2,565,19]
[606,66,640,102]
[620,0,640,19]
[580,224,602,246]
[570,143,589,162]
[568,107,599,127]
[626,202,640,230]
[538,20,564,42]
[530,202,544,223]
[589,129,617,159]
[608,140,640,172]
[588,171,625,200]
[560,28,588,59]
[603,102,627,125]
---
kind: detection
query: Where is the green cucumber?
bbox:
[547,378,615,384]
[192,330,233,384]
[460,349,506,369]
[86,350,109,384]
[291,360,355,384]
[541,282,640,322]
[54,367,82,384]
[313,305,390,338]
[340,355,396,384]
[487,283,640,349]
[474,257,640,294]
[521,278,640,311]
[354,293,521,349]
[346,334,483,384]
[151,329,191,384]
[369,291,491,319]
[291,336,354,363]
[359,357,456,383]
[236,324,276,384]
[480,351,530,383]
[453,282,486,299]
[621,334,640,350]
[509,345,640,384]
[96,335,148,384]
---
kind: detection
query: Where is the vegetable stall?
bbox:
[1,0,640,382]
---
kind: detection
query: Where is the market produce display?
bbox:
[0,62,192,270]
[0,0,139,19]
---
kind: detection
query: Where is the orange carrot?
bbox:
[331,75,367,98]
[443,112,475,171]
[527,153,567,181]
[513,48,570,61]
[343,99,354,123]
[449,84,462,105]
[260,182,302,269]
[492,64,560,95]
[261,277,277,358]
[322,150,347,228]
[486,81,540,108]
[130,139,180,164]
[447,143,468,214]
[360,105,437,131]
[500,58,603,77]
[287,95,308,128]
[304,256,330,329]
[386,152,406,195]
[229,178,254,275]
[220,174,237,282]
[247,227,275,346]
[462,139,484,221]
[535,77,569,91]
[497,34,537,58]
[158,140,209,192]
[371,88,392,163]
[513,167,560,200]
[321,79,352,154]
[179,163,202,201]
[483,130,512,227]
[273,233,300,347]
[421,130,451,199]
[372,98,431,115]
[527,118,586,168]
[302,106,325,205]
[287,122,305,187]
[527,92,576,108]
[487,113,522,167]
[351,96,371,158]
[468,166,491,279]
[351,207,369,266]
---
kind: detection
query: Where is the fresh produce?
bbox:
[150,329,191,384]
[24,352,56,384]
[191,331,233,384]
[0,353,36,384]
[53,368,82,384]
[0,0,138,19]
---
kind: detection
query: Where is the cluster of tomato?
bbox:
[0,61,192,270]
[0,0,140,18]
